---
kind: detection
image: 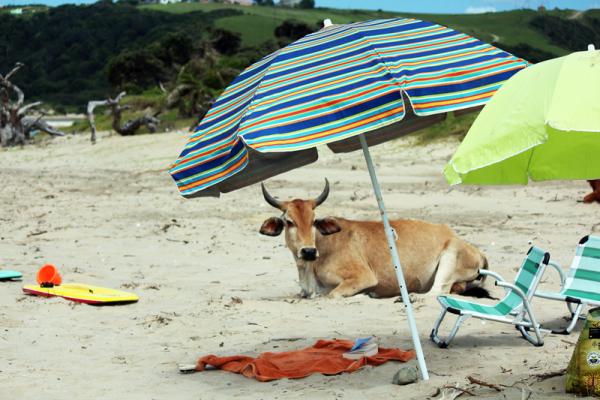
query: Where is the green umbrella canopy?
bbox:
[445,48,600,185]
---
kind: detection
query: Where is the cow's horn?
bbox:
[313,178,330,208]
[261,182,283,210]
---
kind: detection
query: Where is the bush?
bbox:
[495,42,557,63]
[297,0,315,9]
[274,19,315,46]
[530,15,600,51]
[210,28,242,55]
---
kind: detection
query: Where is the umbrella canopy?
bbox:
[170,18,527,197]
[445,48,600,185]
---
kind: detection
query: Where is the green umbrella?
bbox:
[445,46,600,185]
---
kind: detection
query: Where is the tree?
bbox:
[87,92,160,144]
[274,19,315,46]
[297,0,315,9]
[256,0,275,5]
[210,28,242,56]
[107,49,167,91]
[0,2,243,107]
[155,33,195,66]
[495,42,556,64]
[0,63,64,147]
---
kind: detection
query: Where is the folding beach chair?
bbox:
[535,235,600,334]
[430,246,550,348]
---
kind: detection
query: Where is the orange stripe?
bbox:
[252,65,390,111]
[172,139,235,170]
[260,52,377,91]
[252,107,401,149]
[187,112,243,146]
[405,59,515,85]
[410,64,524,90]
[416,90,493,109]
[273,26,446,71]
[390,46,495,69]
[285,18,418,52]
[193,42,496,142]
[202,90,254,125]
[259,35,470,92]
[242,83,400,131]
[375,35,471,55]
[179,152,248,192]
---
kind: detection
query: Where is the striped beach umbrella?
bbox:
[170,18,527,380]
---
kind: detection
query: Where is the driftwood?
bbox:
[87,91,160,144]
[530,368,567,381]
[466,375,503,391]
[0,63,65,147]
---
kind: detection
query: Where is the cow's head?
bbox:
[259,179,341,261]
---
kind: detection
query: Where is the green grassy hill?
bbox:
[4,3,599,141]
[141,3,577,56]
[136,4,593,142]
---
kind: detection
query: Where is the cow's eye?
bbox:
[285,219,295,227]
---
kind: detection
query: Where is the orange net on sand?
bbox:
[195,339,415,382]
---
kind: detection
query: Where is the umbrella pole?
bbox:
[358,134,429,381]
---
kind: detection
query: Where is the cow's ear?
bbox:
[260,217,284,236]
[314,217,341,235]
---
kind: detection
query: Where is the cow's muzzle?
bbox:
[299,247,318,261]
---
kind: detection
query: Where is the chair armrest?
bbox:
[496,281,528,300]
[495,281,539,323]
[547,261,566,288]
[479,269,507,283]
[480,269,510,294]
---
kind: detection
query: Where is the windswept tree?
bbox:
[87,92,160,144]
[0,63,64,147]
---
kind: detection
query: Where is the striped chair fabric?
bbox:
[557,235,600,302]
[438,246,548,317]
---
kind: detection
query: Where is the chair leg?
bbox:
[517,323,544,346]
[430,308,468,348]
[552,303,585,334]
[516,308,544,346]
[567,300,576,316]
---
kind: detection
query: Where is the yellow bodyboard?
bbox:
[23,283,138,305]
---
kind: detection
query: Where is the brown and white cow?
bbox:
[259,179,489,299]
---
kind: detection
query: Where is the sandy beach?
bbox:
[1,131,597,399]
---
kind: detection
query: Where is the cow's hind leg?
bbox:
[327,268,378,298]
[429,247,459,295]
[429,241,481,295]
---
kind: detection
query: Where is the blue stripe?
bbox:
[172,139,246,182]
[242,75,400,122]
[242,90,402,140]
[275,20,432,63]
[252,59,389,103]
[406,69,518,97]
[401,52,513,77]
[262,30,462,83]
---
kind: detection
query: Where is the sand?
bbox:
[1,131,597,399]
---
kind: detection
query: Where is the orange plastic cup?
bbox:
[37,264,62,286]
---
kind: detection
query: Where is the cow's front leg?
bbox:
[326,270,378,298]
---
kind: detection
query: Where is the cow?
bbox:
[259,179,489,299]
